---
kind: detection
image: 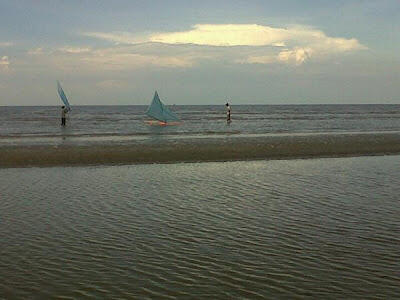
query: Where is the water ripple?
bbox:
[1,156,400,298]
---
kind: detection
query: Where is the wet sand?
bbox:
[1,133,400,167]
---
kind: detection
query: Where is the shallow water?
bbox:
[1,156,399,298]
[1,104,400,146]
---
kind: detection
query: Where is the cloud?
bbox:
[150,24,289,46]
[0,42,13,47]
[83,49,194,70]
[278,47,313,65]
[0,56,10,71]
[21,23,366,74]
[96,79,128,89]
[28,47,92,55]
[28,47,45,55]
[25,44,195,71]
[85,24,292,47]
[238,55,277,65]
[84,32,145,45]
[85,53,192,70]
[85,24,366,65]
[57,47,92,54]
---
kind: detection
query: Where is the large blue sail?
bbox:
[57,81,71,111]
[145,91,179,123]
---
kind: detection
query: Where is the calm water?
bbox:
[1,105,400,146]
[1,156,399,299]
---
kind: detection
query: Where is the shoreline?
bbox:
[1,133,400,168]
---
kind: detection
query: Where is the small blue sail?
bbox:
[57,81,71,111]
[145,91,179,123]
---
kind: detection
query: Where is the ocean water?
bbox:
[1,156,399,299]
[1,104,400,146]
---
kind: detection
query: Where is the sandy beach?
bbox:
[1,132,400,167]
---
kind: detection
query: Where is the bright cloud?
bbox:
[148,24,365,52]
[85,24,366,65]
[150,24,289,46]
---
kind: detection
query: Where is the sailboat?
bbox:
[145,91,180,125]
[57,81,71,111]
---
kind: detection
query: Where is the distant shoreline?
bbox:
[1,133,400,168]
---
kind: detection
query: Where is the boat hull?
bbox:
[144,120,181,126]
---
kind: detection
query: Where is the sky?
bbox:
[0,0,399,105]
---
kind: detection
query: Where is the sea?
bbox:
[1,104,400,146]
[1,105,400,298]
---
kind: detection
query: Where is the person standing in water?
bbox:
[226,102,231,122]
[61,105,68,126]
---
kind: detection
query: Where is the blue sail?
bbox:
[57,81,71,111]
[145,91,179,123]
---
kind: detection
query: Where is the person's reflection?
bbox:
[59,119,71,146]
